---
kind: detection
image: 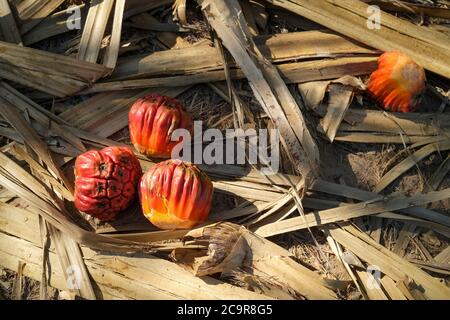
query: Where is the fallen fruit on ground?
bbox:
[74,146,142,221]
[140,159,213,230]
[367,51,426,112]
[129,93,194,158]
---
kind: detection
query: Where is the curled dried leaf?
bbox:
[171,222,251,277]
[196,223,250,276]
[223,270,302,300]
[172,0,188,25]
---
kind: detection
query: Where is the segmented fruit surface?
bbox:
[139,159,213,230]
[129,94,193,158]
[367,51,426,112]
[74,146,142,221]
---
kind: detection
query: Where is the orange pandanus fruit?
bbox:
[129,94,194,158]
[74,146,142,221]
[139,159,213,230]
[367,51,426,112]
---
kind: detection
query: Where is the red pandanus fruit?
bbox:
[367,51,426,112]
[74,146,142,221]
[128,94,194,158]
[139,159,213,230]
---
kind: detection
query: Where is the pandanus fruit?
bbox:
[367,51,426,112]
[74,146,142,221]
[129,94,194,158]
[139,159,213,230]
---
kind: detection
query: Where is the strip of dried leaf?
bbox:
[266,0,450,78]
[199,0,319,178]
[111,30,377,80]
[103,0,125,69]
[22,4,87,45]
[15,0,65,34]
[328,223,450,299]
[181,223,338,299]
[86,56,378,93]
[254,188,450,237]
[374,140,450,193]
[77,0,114,64]
[0,0,22,44]
[0,101,74,193]
[0,41,109,97]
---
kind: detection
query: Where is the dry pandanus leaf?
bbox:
[194,223,250,277]
[173,222,338,299]
[198,0,320,179]
[264,0,450,79]
[172,0,188,25]
[77,0,115,64]
[0,0,22,45]
[367,51,426,112]
[170,223,250,277]
[14,0,65,34]
[0,40,109,97]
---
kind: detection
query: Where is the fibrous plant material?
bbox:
[172,0,188,26]
[328,223,450,300]
[124,0,173,19]
[44,223,97,300]
[0,100,74,193]
[111,30,377,81]
[266,0,450,79]
[129,11,191,49]
[335,110,450,144]
[361,0,450,19]
[14,0,65,35]
[0,41,109,97]
[314,76,365,142]
[0,81,86,152]
[0,0,448,301]
[254,184,450,237]
[0,203,270,300]
[309,179,450,228]
[77,0,115,64]
[86,29,377,93]
[374,140,450,193]
[175,223,338,300]
[76,0,127,68]
[198,0,319,179]
[428,155,450,191]
[103,0,126,69]
[0,0,22,44]
[86,56,378,93]
[21,4,87,45]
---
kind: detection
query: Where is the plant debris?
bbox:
[0,0,449,300]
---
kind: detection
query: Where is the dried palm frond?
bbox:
[266,0,450,79]
[174,222,339,299]
[0,41,109,97]
[0,0,22,44]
